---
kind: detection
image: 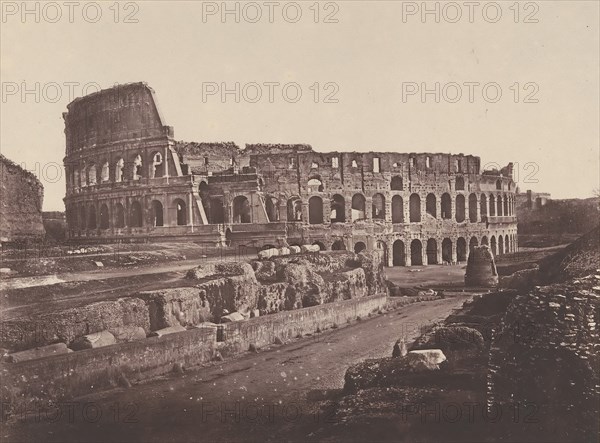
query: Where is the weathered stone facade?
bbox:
[64,83,518,265]
[0,154,45,242]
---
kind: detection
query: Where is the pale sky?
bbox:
[1,0,598,210]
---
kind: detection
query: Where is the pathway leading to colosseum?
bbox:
[4,295,472,443]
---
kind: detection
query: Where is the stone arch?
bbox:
[151,200,164,227]
[331,239,346,250]
[99,204,109,229]
[496,195,502,216]
[390,176,403,190]
[376,240,388,266]
[498,235,504,255]
[489,194,496,216]
[469,236,479,253]
[457,237,467,262]
[151,152,163,178]
[442,238,453,263]
[133,154,143,180]
[496,179,502,190]
[115,158,124,182]
[455,194,465,222]
[330,194,346,222]
[233,195,251,223]
[481,235,489,246]
[393,240,406,266]
[307,177,324,193]
[469,193,478,222]
[115,203,125,228]
[480,193,488,217]
[490,235,497,256]
[101,161,110,182]
[351,194,366,221]
[409,193,421,222]
[455,176,465,191]
[130,201,143,227]
[426,193,437,218]
[87,164,97,186]
[80,164,87,187]
[372,193,385,220]
[265,195,280,222]
[441,193,452,219]
[426,238,438,265]
[392,195,404,223]
[87,205,97,229]
[174,198,187,226]
[410,239,423,266]
[313,241,326,251]
[354,242,367,254]
[287,197,302,221]
[503,195,508,216]
[308,196,324,224]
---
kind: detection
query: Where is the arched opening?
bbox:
[233,196,251,223]
[469,236,478,253]
[308,196,324,224]
[393,240,405,266]
[503,196,508,216]
[457,237,467,262]
[426,193,436,218]
[490,235,497,256]
[426,239,438,264]
[287,197,302,221]
[498,235,504,255]
[174,199,187,226]
[480,194,488,218]
[481,236,489,246]
[115,158,124,182]
[151,152,163,178]
[351,194,366,221]
[409,194,421,222]
[372,193,385,220]
[392,195,404,223]
[442,238,453,263]
[455,194,465,222]
[496,195,502,216]
[330,194,346,222]
[307,177,324,193]
[151,200,164,227]
[354,242,366,254]
[78,205,86,229]
[312,241,326,251]
[376,241,388,265]
[80,165,87,187]
[133,154,143,180]
[496,179,502,190]
[455,176,465,191]
[115,203,125,228]
[130,201,143,227]
[469,193,478,222]
[265,196,279,222]
[99,204,109,229]
[441,193,452,219]
[331,239,346,251]
[410,240,423,266]
[101,162,110,182]
[390,176,403,190]
[87,206,97,229]
[489,194,496,216]
[87,164,97,186]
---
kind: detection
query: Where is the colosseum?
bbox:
[63,82,518,266]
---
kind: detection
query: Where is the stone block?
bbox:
[71,330,116,351]
[7,343,72,363]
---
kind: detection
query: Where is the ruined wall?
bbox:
[0,154,44,242]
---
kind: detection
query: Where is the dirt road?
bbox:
[4,295,471,443]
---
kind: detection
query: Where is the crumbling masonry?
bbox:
[63,83,518,266]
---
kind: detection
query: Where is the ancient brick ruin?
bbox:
[0,154,45,242]
[63,82,518,265]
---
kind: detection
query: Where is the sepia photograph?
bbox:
[0,1,598,442]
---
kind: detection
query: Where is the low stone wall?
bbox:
[219,295,387,354]
[2,326,216,405]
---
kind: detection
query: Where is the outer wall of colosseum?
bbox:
[63,83,518,266]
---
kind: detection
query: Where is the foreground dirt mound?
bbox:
[538,226,599,282]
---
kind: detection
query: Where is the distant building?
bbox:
[516,188,551,210]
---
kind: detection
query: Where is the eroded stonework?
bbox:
[63,82,518,265]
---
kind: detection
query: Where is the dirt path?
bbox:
[4,295,471,443]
